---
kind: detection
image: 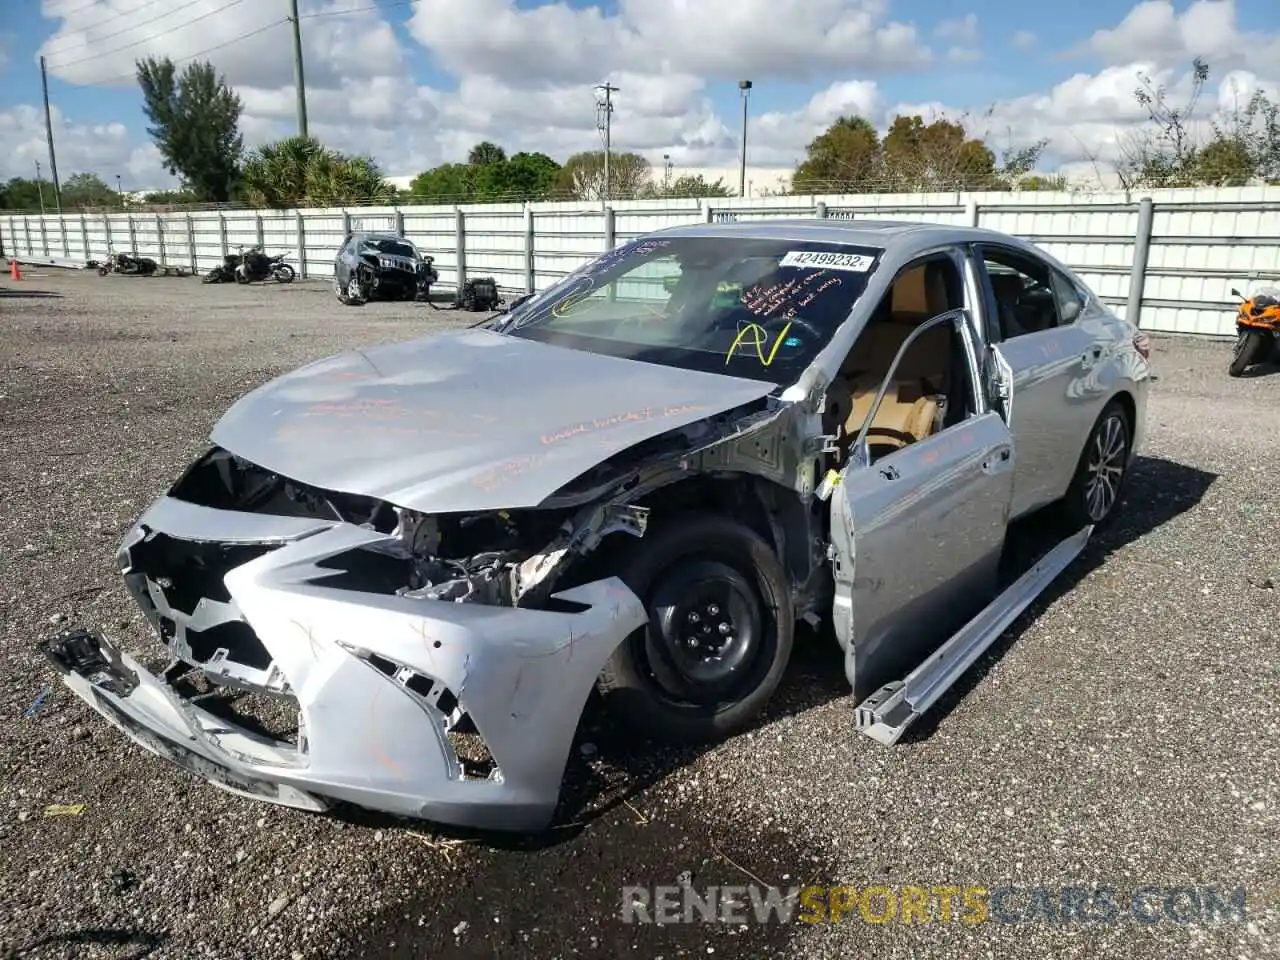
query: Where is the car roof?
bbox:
[353,231,414,242]
[647,217,1041,260]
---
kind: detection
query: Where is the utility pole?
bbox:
[40,56,63,213]
[288,0,309,137]
[595,82,619,201]
[35,161,46,215]
[738,80,753,198]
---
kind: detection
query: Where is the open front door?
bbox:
[828,310,1016,696]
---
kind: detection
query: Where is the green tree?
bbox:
[1193,136,1255,186]
[1017,174,1068,191]
[141,188,202,205]
[792,115,882,193]
[492,151,561,200]
[408,162,476,201]
[60,173,118,209]
[468,141,507,166]
[1203,87,1280,185]
[240,135,392,208]
[556,150,651,200]
[408,146,562,202]
[0,177,51,211]
[881,114,999,190]
[640,173,734,198]
[136,56,244,202]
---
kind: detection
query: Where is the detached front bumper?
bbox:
[42,496,647,832]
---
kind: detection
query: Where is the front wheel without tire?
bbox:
[1059,399,1132,531]
[1229,330,1267,377]
[595,514,794,745]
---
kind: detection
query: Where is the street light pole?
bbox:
[738,80,752,198]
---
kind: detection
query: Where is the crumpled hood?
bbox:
[210,328,777,514]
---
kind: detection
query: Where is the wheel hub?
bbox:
[1083,414,1128,522]
[681,601,738,659]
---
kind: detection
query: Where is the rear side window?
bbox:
[979,246,1062,339]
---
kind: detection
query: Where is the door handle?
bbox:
[981,447,1012,473]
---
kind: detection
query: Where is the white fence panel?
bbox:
[4,186,1280,336]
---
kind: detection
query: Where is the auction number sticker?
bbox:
[779,250,875,272]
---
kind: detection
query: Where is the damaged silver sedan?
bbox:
[42,219,1152,831]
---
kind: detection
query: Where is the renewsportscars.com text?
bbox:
[620,884,1250,926]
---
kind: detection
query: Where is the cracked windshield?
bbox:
[506,236,884,382]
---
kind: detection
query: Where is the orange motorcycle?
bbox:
[1229,287,1280,377]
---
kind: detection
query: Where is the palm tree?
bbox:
[240,136,392,207]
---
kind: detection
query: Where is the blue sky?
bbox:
[1,0,1277,189]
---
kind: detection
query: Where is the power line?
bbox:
[90,18,287,85]
[42,0,201,54]
[45,0,251,70]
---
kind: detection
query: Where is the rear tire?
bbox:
[1229,330,1266,377]
[1058,399,1132,531]
[595,514,794,745]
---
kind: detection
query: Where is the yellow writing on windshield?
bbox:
[726,321,794,366]
[552,289,596,318]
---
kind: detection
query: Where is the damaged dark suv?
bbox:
[333,231,435,304]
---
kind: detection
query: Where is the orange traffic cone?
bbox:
[8,259,19,280]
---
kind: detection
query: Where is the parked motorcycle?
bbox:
[1228,286,1280,376]
[419,254,439,297]
[230,247,296,284]
[97,251,158,276]
[202,250,244,284]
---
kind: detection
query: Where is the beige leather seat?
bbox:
[840,262,954,392]
[825,373,942,458]
[823,262,956,460]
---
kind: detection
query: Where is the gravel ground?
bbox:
[1,269,1277,960]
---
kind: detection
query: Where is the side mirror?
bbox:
[506,293,533,312]
[1060,299,1081,323]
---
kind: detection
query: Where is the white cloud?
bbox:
[407,0,932,85]
[4,0,1280,193]
[1085,0,1268,72]
[935,14,978,43]
[0,104,169,187]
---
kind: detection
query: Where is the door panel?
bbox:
[829,410,1015,694]
[994,325,1099,515]
[972,244,1107,518]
